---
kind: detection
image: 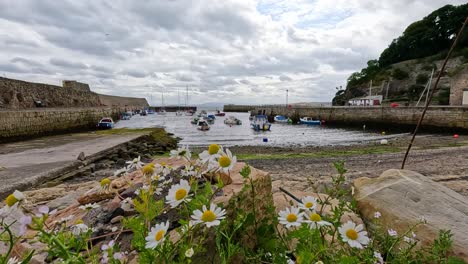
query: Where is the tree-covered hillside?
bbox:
[379,4,468,67]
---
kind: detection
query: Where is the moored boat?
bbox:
[190,117,200,124]
[197,120,210,131]
[215,110,226,116]
[121,112,132,120]
[250,115,271,131]
[274,115,292,124]
[97,117,114,129]
[299,117,321,125]
[224,116,242,125]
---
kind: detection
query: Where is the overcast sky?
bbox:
[0,0,465,105]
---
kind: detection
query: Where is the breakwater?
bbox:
[226,105,468,131]
[0,107,131,142]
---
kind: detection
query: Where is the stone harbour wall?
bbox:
[0,77,102,109]
[98,94,149,108]
[0,107,128,141]
[254,106,468,131]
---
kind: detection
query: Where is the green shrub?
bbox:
[438,87,450,105]
[416,73,429,84]
[392,68,410,80]
[421,64,433,71]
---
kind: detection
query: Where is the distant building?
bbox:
[348,95,382,106]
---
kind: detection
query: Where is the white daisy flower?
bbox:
[161,178,173,186]
[191,203,227,227]
[165,180,191,208]
[18,215,32,236]
[338,220,370,249]
[151,174,164,182]
[155,163,172,176]
[71,223,89,236]
[278,207,304,229]
[79,203,100,210]
[185,248,194,258]
[145,221,169,249]
[403,236,415,243]
[374,251,384,264]
[154,187,163,195]
[298,196,318,211]
[181,164,195,177]
[287,259,295,264]
[303,211,332,229]
[120,197,133,211]
[374,211,382,218]
[199,144,222,164]
[7,256,19,264]
[170,145,192,160]
[126,156,144,170]
[5,190,25,207]
[113,167,128,177]
[388,229,398,237]
[213,148,237,173]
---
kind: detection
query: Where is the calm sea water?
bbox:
[114,112,403,147]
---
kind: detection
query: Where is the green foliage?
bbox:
[416,73,429,84]
[408,84,425,101]
[392,68,410,80]
[379,4,468,67]
[347,60,381,87]
[438,87,451,105]
[421,64,435,71]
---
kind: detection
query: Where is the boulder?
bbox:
[354,169,468,261]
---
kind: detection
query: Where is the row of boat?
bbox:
[191,111,242,131]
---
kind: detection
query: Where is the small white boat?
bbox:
[251,115,271,131]
[299,117,321,125]
[224,116,242,125]
[197,120,210,131]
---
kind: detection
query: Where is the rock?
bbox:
[77,191,115,205]
[120,183,143,199]
[111,215,124,224]
[354,169,468,261]
[77,151,86,161]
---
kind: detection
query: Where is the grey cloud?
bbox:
[279,75,292,81]
[119,69,149,78]
[50,58,88,69]
[239,79,251,85]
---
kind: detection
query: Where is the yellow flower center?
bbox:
[208,144,220,155]
[286,213,297,222]
[5,194,18,207]
[201,210,217,222]
[309,213,321,222]
[142,164,155,175]
[304,202,314,208]
[75,219,84,224]
[175,189,187,200]
[346,229,358,240]
[100,178,111,186]
[161,162,166,166]
[155,230,165,241]
[218,156,231,168]
[149,163,155,168]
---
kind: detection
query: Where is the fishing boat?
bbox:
[185,109,195,116]
[197,120,210,131]
[140,110,147,116]
[299,117,321,125]
[250,115,271,131]
[147,109,155,115]
[215,110,226,117]
[207,114,216,124]
[121,112,132,120]
[97,117,114,129]
[190,117,200,125]
[198,110,207,118]
[274,115,292,124]
[224,116,242,125]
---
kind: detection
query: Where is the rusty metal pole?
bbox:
[401,17,468,169]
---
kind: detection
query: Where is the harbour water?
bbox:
[114,112,403,147]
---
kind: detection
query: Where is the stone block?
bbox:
[354,169,468,261]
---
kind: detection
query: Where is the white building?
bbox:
[348,95,383,106]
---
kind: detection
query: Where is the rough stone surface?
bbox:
[354,169,468,261]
